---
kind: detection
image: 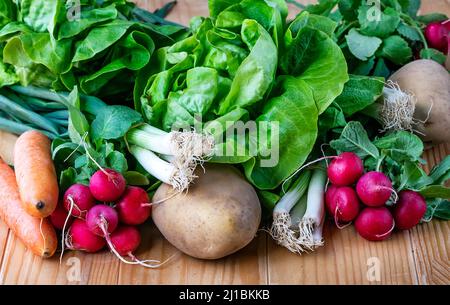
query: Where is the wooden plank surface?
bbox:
[0,0,449,285]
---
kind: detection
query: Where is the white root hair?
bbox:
[167,131,215,192]
[380,81,434,136]
[270,213,323,254]
[380,81,417,132]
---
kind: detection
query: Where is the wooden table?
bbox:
[0,0,449,285]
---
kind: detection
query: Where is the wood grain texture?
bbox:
[0,0,449,285]
[268,222,418,284]
[117,223,267,284]
[411,144,450,285]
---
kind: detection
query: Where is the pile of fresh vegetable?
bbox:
[325,122,450,240]
[0,0,449,263]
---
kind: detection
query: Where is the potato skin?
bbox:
[389,59,450,144]
[152,164,261,259]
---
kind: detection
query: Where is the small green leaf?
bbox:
[429,156,450,185]
[334,74,384,116]
[419,185,450,199]
[59,167,77,193]
[91,105,142,141]
[373,58,391,78]
[358,6,400,38]
[398,161,433,191]
[330,121,380,159]
[106,151,128,173]
[123,171,150,186]
[378,35,412,65]
[396,22,421,41]
[346,28,382,61]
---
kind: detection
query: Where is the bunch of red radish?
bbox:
[325,152,427,241]
[49,168,157,266]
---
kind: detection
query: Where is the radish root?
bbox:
[375,220,395,239]
[59,196,75,264]
[98,217,173,268]
[334,206,352,230]
[39,218,47,257]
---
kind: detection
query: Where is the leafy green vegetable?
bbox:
[0,0,15,28]
[217,19,278,115]
[136,0,348,190]
[58,4,118,39]
[0,0,186,99]
[244,77,318,189]
[306,0,448,73]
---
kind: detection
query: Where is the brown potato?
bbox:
[152,164,261,259]
[389,59,450,144]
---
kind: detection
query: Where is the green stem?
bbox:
[286,0,306,9]
[0,117,58,139]
[400,12,430,59]
[0,95,60,134]
[10,85,68,104]
[376,155,385,172]
[43,110,69,120]
[336,21,358,41]
[132,6,185,28]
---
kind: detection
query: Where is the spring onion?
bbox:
[0,95,60,134]
[130,145,195,191]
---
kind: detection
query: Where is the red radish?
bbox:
[325,184,338,206]
[116,186,152,225]
[356,171,394,207]
[327,152,364,186]
[86,205,119,237]
[105,225,170,268]
[66,219,106,253]
[355,207,395,241]
[50,202,73,230]
[425,21,450,53]
[325,186,360,225]
[393,191,427,230]
[63,184,95,218]
[110,226,141,256]
[89,169,126,202]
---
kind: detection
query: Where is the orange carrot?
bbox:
[0,157,57,258]
[14,130,59,218]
